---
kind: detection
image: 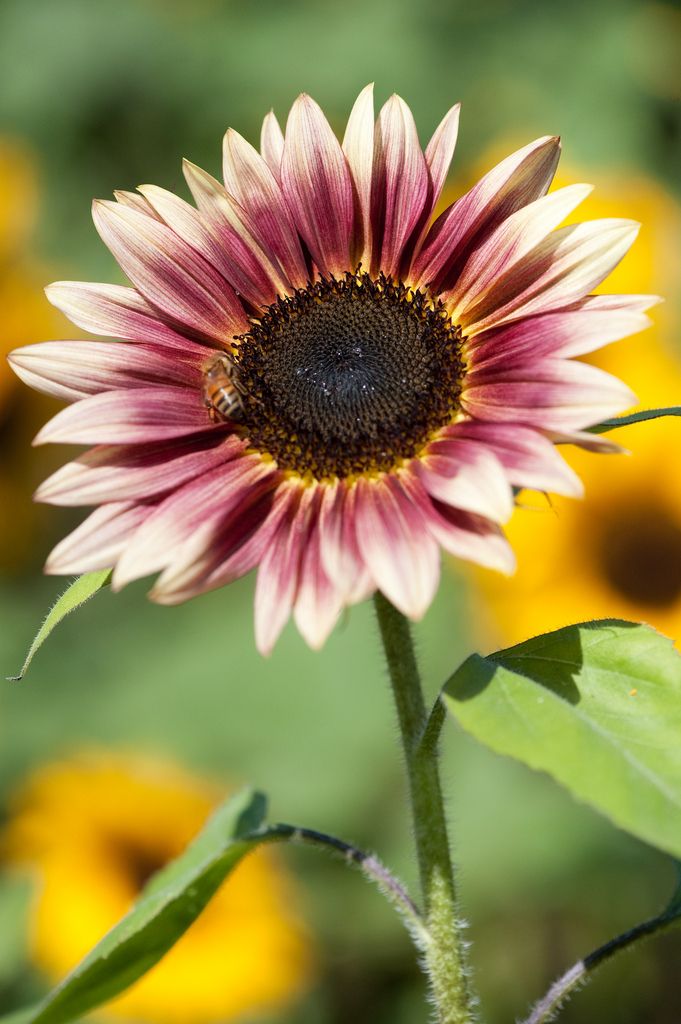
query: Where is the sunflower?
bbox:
[9,86,652,652]
[3,752,312,1024]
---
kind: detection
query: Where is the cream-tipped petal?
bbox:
[181,159,287,302]
[45,502,149,575]
[282,93,355,276]
[36,433,242,506]
[260,110,285,180]
[138,183,279,306]
[92,199,247,341]
[445,421,584,498]
[222,128,309,288]
[407,102,461,263]
[463,358,637,431]
[411,135,561,292]
[9,340,200,404]
[114,190,161,218]
[293,489,345,649]
[45,281,204,351]
[449,183,593,316]
[462,219,641,333]
[342,84,375,269]
[318,481,373,604]
[413,440,514,522]
[255,485,315,655]
[372,94,429,278]
[33,387,212,446]
[354,476,440,619]
[468,308,652,369]
[112,455,274,590]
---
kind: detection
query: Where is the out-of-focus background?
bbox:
[0,1,680,1022]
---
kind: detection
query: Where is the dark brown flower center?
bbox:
[220,272,465,478]
[599,505,681,608]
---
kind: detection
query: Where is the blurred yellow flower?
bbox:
[4,752,313,1024]
[0,139,71,571]
[468,170,681,646]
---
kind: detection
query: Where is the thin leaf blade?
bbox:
[444,621,681,858]
[7,788,265,1024]
[589,406,681,434]
[8,571,113,682]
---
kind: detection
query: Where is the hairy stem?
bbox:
[522,907,681,1024]
[374,592,476,1024]
[253,823,429,946]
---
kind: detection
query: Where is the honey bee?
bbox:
[203,354,246,422]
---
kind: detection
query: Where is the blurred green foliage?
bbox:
[0,0,680,1022]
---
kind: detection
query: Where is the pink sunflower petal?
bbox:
[222,129,309,290]
[293,491,345,649]
[354,476,439,619]
[406,102,462,265]
[281,93,355,277]
[425,104,461,211]
[318,481,373,604]
[401,473,515,574]
[92,200,247,341]
[342,83,375,269]
[448,183,593,316]
[411,135,561,292]
[45,502,150,575]
[546,428,627,454]
[462,219,640,333]
[181,160,286,305]
[152,480,290,604]
[468,307,652,370]
[112,454,274,589]
[9,340,201,403]
[444,421,583,497]
[372,94,429,278]
[137,183,278,304]
[255,484,317,655]
[260,111,285,180]
[45,281,205,352]
[412,438,514,522]
[463,358,637,430]
[33,386,213,446]
[569,293,662,314]
[35,432,242,506]
[114,190,162,218]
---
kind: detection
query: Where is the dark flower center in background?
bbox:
[599,505,681,608]
[232,272,465,478]
[111,834,170,893]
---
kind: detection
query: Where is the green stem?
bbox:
[374,592,476,1024]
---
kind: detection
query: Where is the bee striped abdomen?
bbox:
[203,355,244,422]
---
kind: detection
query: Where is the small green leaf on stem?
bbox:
[589,406,681,434]
[0,788,265,1024]
[443,621,681,858]
[7,571,113,681]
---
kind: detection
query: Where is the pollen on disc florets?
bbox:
[218,271,465,479]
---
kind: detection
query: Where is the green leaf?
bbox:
[589,406,681,434]
[1,788,266,1024]
[7,571,112,681]
[444,621,681,858]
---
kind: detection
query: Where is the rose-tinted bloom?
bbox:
[9,87,655,653]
